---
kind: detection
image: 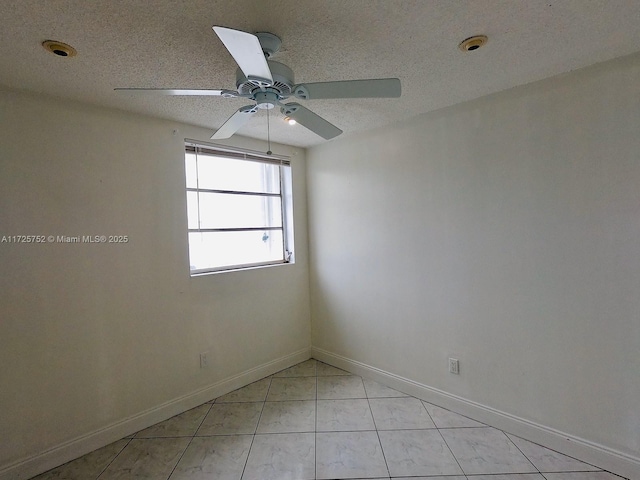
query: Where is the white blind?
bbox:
[185,139,290,166]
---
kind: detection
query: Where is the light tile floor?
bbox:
[31,359,625,480]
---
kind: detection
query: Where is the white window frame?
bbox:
[185,140,294,275]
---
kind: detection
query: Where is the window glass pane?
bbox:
[186,191,199,229]
[188,230,284,271]
[185,153,198,188]
[196,192,282,229]
[196,154,280,193]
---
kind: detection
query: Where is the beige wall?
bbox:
[0,89,311,470]
[307,53,640,461]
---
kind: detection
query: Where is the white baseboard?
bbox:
[312,347,639,480]
[1,347,311,480]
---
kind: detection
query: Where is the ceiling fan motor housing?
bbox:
[236,60,295,96]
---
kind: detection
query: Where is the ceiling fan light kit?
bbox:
[116,26,401,141]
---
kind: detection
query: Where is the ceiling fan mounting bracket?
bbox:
[221,89,240,98]
[255,32,282,58]
[293,85,310,100]
[280,104,299,116]
[239,105,258,114]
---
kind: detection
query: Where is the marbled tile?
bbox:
[467,474,546,480]
[422,402,484,428]
[215,378,271,403]
[506,434,600,472]
[32,439,129,479]
[266,377,316,401]
[273,359,317,377]
[316,431,388,479]
[396,477,467,480]
[256,400,316,433]
[440,427,537,475]
[317,375,366,399]
[196,402,262,435]
[316,399,376,432]
[543,473,620,480]
[369,397,436,430]
[98,437,190,479]
[317,361,350,376]
[135,404,210,438]
[168,435,252,480]
[242,433,315,480]
[379,429,463,477]
[363,379,408,398]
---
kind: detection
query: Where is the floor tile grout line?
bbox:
[435,424,469,477]
[423,401,609,477]
[419,399,467,477]
[239,375,272,480]
[467,472,624,479]
[418,395,438,429]
[421,399,488,427]
[540,469,619,474]
[164,401,214,480]
[362,378,371,398]
[366,392,392,479]
[433,426,495,430]
[507,430,545,476]
[497,428,539,474]
[504,431,605,471]
[94,437,132,480]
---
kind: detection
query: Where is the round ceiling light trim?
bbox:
[42,40,77,57]
[459,35,488,52]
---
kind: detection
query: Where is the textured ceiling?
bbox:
[1,0,640,147]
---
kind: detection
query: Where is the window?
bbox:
[185,141,294,274]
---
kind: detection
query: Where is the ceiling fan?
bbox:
[116,26,401,140]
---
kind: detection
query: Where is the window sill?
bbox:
[189,260,294,277]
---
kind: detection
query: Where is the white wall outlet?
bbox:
[199,351,209,369]
[449,357,460,375]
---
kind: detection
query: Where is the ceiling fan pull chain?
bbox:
[266,107,272,155]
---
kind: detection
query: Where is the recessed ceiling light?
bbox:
[458,35,488,52]
[42,40,77,57]
[284,116,296,125]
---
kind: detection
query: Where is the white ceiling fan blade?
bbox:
[213,26,273,86]
[115,88,237,97]
[292,78,401,100]
[280,103,342,140]
[211,105,258,139]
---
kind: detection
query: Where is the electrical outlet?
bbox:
[200,351,209,369]
[448,357,460,375]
